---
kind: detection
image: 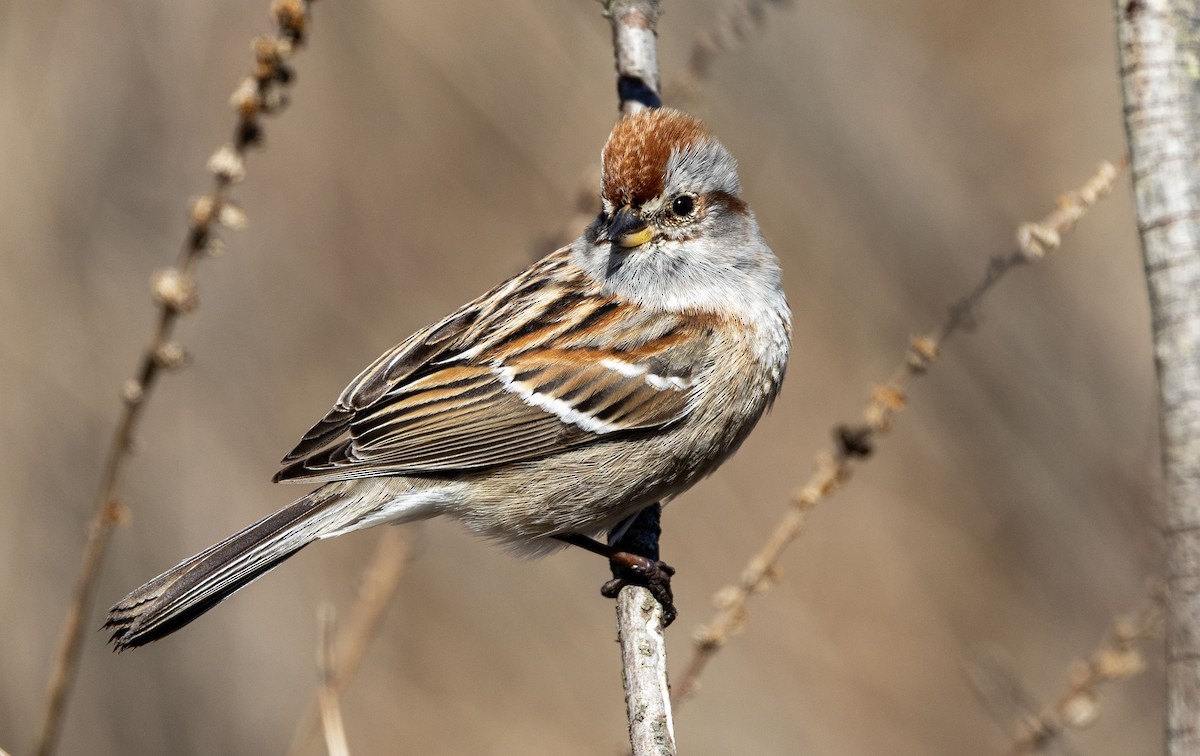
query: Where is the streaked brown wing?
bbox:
[274,364,586,479]
[274,250,706,483]
[497,348,693,431]
[273,348,694,481]
[277,304,482,469]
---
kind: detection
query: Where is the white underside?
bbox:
[317,482,453,539]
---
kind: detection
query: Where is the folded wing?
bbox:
[275,255,712,482]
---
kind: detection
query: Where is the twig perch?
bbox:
[616,581,676,756]
[34,3,316,755]
[607,0,663,116]
[674,159,1126,703]
[603,2,676,754]
[1116,1,1200,752]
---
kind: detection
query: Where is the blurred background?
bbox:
[0,0,1162,754]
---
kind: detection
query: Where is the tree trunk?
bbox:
[1115,2,1200,753]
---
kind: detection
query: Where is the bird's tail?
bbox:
[106,484,356,650]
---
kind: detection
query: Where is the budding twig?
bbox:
[971,591,1163,755]
[674,157,1128,703]
[34,3,316,755]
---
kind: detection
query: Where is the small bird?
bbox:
[106,108,791,649]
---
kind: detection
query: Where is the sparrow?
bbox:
[106,107,791,649]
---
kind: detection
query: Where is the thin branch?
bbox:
[674,158,1127,703]
[286,528,412,756]
[617,584,677,755]
[1004,592,1163,756]
[317,606,352,756]
[603,2,676,754]
[606,0,663,116]
[965,650,1069,756]
[33,3,316,754]
[1115,2,1200,753]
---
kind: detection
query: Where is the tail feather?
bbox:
[106,487,346,650]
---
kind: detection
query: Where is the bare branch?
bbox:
[317,606,352,756]
[601,2,676,754]
[34,3,316,754]
[287,528,412,756]
[617,587,676,755]
[674,158,1126,703]
[1007,593,1163,755]
[968,591,1164,755]
[605,0,664,115]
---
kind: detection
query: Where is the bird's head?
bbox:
[573,108,779,316]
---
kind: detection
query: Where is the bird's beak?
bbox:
[606,205,655,248]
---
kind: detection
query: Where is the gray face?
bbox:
[575,139,782,319]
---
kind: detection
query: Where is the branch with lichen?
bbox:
[33,3,316,755]
[673,158,1128,704]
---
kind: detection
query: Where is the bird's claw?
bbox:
[601,551,677,626]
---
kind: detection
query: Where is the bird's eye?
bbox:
[670,194,696,217]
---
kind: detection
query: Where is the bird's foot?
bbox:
[600,552,677,626]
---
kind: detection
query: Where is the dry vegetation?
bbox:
[0,1,1161,754]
